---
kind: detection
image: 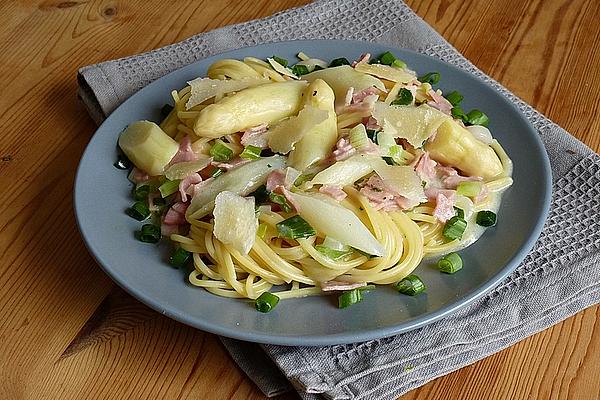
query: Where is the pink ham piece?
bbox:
[240,124,269,148]
[351,53,371,67]
[163,207,187,225]
[424,187,456,202]
[161,201,191,236]
[364,116,380,130]
[319,185,347,201]
[353,87,381,103]
[337,90,380,114]
[437,166,482,189]
[359,175,419,211]
[433,192,456,223]
[332,137,356,161]
[413,152,437,185]
[358,140,380,156]
[178,173,202,202]
[321,280,367,292]
[167,136,198,167]
[426,89,453,115]
[266,169,287,192]
[265,171,298,211]
[171,201,189,214]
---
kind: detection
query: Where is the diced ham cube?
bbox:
[426,89,453,115]
[168,136,198,167]
[433,192,456,223]
[332,137,356,161]
[240,124,269,148]
[266,169,287,192]
[178,173,202,202]
[319,185,347,201]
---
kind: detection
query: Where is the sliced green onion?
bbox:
[313,65,325,71]
[368,58,381,65]
[133,183,151,201]
[382,156,396,165]
[418,72,440,85]
[135,224,161,243]
[271,56,288,67]
[465,110,489,127]
[382,156,396,166]
[269,192,292,213]
[293,173,314,187]
[276,215,316,239]
[255,292,280,313]
[210,139,234,162]
[456,181,482,197]
[158,179,180,198]
[378,51,396,65]
[291,64,310,76]
[394,274,426,296]
[329,57,350,67]
[451,106,467,122]
[297,51,310,61]
[338,288,364,308]
[476,210,497,227]
[437,252,463,274]
[353,247,378,258]
[169,247,191,268]
[114,154,131,170]
[442,216,467,241]
[125,201,151,221]
[211,167,225,178]
[360,284,376,292]
[257,223,268,239]
[445,91,464,106]
[240,145,262,160]
[366,129,379,143]
[392,59,407,69]
[348,124,370,149]
[454,207,465,219]
[390,88,413,106]
[389,145,412,165]
[315,245,352,261]
[251,185,270,204]
[322,236,349,251]
[160,103,174,118]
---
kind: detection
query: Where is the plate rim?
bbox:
[74,39,553,346]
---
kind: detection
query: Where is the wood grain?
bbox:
[0,1,598,399]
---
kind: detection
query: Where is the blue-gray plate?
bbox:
[74,40,551,346]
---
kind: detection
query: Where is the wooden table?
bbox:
[1,1,599,399]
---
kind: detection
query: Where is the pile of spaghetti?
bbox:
[117,51,513,309]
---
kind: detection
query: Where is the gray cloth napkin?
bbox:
[78,1,600,399]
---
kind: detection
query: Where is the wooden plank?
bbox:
[0,1,597,399]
